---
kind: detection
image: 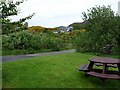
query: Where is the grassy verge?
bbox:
[2,49,51,56]
[2,48,69,56]
[3,53,120,88]
[0,49,2,89]
[0,50,1,56]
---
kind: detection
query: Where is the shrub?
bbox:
[28,26,45,33]
[75,5,119,54]
[46,28,58,31]
[2,30,66,52]
[2,31,41,50]
[48,37,65,51]
[2,35,15,50]
[74,32,94,53]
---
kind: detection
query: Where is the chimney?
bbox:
[118,1,120,16]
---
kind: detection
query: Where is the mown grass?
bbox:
[2,53,120,88]
[0,49,2,89]
[0,52,1,56]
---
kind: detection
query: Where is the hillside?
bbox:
[69,20,89,30]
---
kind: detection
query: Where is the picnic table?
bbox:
[78,57,120,80]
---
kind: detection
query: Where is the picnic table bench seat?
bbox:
[78,64,119,74]
[86,71,120,80]
[95,63,117,68]
[78,64,89,72]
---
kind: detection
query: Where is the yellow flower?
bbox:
[80,29,86,32]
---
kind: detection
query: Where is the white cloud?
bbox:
[9,0,120,27]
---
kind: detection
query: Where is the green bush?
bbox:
[74,32,93,53]
[49,37,65,51]
[75,5,120,54]
[2,31,35,50]
[2,31,66,54]
[2,35,15,50]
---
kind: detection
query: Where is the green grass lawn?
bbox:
[0,49,2,89]
[0,50,2,56]
[3,53,120,88]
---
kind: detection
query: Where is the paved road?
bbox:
[2,49,75,62]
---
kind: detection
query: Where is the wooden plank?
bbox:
[86,71,120,80]
[89,57,120,64]
[78,64,89,71]
[95,63,117,68]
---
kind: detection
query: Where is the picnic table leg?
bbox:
[103,64,108,74]
[117,63,120,75]
[88,61,94,70]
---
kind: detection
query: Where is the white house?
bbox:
[54,26,73,34]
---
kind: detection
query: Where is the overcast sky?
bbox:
[9,0,120,28]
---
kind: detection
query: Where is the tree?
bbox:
[1,0,24,19]
[0,0,35,34]
[75,5,119,54]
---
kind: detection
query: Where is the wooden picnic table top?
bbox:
[89,57,120,64]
